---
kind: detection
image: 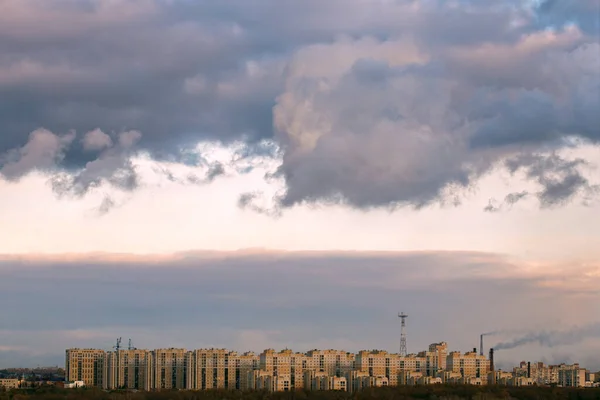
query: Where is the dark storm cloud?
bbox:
[0,0,598,211]
[0,0,285,157]
[0,251,598,368]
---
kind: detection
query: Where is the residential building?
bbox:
[104,349,153,390]
[558,364,586,387]
[260,348,308,390]
[355,350,399,385]
[446,350,490,380]
[65,349,106,387]
[186,348,247,390]
[152,348,187,389]
[0,379,20,390]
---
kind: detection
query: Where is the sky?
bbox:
[0,0,599,370]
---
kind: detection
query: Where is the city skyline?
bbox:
[1,0,599,373]
[58,343,595,390]
[1,250,598,370]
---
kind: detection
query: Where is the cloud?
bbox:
[484,191,530,213]
[237,192,282,217]
[273,27,599,209]
[506,153,599,207]
[82,128,113,152]
[0,0,598,211]
[50,130,142,198]
[0,250,598,368]
[0,128,75,181]
[96,196,116,216]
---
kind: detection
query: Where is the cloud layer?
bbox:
[0,0,598,211]
[0,251,599,369]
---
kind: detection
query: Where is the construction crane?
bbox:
[114,337,122,352]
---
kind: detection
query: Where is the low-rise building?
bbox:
[0,379,20,390]
[64,381,86,388]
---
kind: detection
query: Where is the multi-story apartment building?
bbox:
[65,349,106,387]
[187,348,251,390]
[305,349,355,377]
[260,349,308,390]
[515,362,559,385]
[558,363,587,387]
[152,348,187,389]
[304,371,347,391]
[355,350,399,385]
[104,349,153,390]
[238,352,260,390]
[398,353,427,375]
[446,350,490,380]
[427,342,448,373]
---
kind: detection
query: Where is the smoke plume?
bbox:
[494,323,600,350]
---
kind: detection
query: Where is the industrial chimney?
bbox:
[480,334,484,356]
[489,348,496,385]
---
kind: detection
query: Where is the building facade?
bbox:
[104,349,153,390]
[65,349,106,387]
[152,348,187,389]
[446,350,490,380]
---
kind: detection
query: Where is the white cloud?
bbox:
[82,129,113,151]
[0,129,75,181]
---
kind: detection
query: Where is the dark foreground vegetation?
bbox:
[2,385,600,400]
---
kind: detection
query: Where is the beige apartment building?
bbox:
[398,353,427,375]
[427,342,448,372]
[260,349,308,390]
[355,350,399,385]
[186,348,250,390]
[0,379,20,390]
[305,349,355,376]
[513,361,559,385]
[304,370,347,391]
[65,349,106,387]
[104,349,153,390]
[238,352,260,390]
[446,350,490,380]
[152,348,187,389]
[558,364,587,387]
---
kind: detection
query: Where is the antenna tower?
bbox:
[398,312,408,356]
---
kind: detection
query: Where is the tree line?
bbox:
[2,385,600,400]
